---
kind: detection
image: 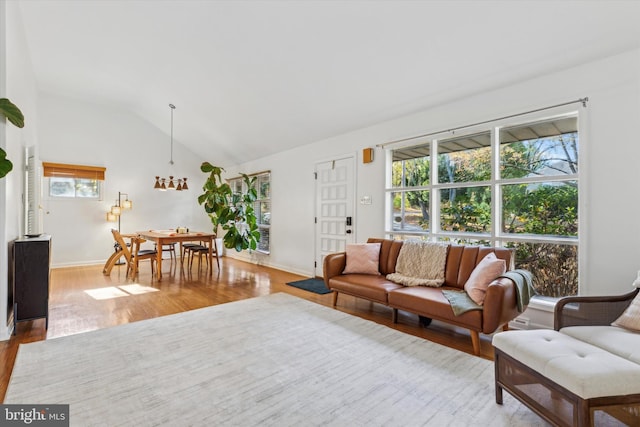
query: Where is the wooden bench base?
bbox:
[495,348,640,426]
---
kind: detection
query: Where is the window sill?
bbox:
[526,296,558,313]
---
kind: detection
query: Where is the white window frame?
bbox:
[228,171,271,254]
[42,162,105,200]
[45,177,104,200]
[385,106,581,297]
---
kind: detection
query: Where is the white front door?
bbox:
[314,156,355,277]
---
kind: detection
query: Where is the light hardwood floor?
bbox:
[0,256,494,401]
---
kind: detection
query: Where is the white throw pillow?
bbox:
[463,252,506,305]
[612,292,640,332]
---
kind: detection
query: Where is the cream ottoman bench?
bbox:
[493,329,640,426]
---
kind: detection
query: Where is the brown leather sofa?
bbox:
[323,238,524,355]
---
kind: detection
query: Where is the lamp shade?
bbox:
[106,212,118,222]
[121,199,132,209]
[111,205,121,215]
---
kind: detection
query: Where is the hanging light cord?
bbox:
[169,103,175,165]
[154,103,187,190]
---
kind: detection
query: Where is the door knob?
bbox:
[346,230,352,234]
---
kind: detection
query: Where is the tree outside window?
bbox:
[387,114,579,297]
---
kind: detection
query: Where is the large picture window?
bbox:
[387,113,579,298]
[228,171,271,254]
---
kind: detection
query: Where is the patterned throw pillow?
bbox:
[612,292,640,332]
[464,252,507,305]
[342,243,381,275]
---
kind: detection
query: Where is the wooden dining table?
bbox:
[136,230,216,280]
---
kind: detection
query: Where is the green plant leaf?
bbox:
[0,148,13,178]
[200,162,260,252]
[0,98,24,128]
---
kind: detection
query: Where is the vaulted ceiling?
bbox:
[17,0,640,166]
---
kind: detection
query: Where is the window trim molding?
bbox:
[225,169,271,182]
[385,105,582,296]
[42,162,105,200]
[227,170,271,255]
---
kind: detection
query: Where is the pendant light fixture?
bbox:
[154,103,188,191]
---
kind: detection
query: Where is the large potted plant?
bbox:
[0,98,24,178]
[198,162,260,252]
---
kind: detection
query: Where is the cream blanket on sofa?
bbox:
[386,240,448,287]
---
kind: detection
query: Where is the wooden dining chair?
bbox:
[188,238,220,272]
[111,229,157,278]
[154,242,176,265]
[180,242,201,268]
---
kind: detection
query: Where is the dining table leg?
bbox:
[208,237,213,274]
[156,240,163,280]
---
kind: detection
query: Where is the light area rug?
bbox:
[5,293,545,426]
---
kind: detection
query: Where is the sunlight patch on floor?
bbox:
[119,284,159,295]
[84,284,159,300]
[84,287,129,300]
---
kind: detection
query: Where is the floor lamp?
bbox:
[106,192,133,264]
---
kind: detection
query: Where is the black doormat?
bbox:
[286,278,332,295]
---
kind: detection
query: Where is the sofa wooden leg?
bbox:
[419,316,432,327]
[332,291,338,307]
[470,330,481,356]
[392,308,398,324]
[503,323,509,332]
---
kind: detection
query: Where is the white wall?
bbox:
[0,1,210,340]
[37,94,211,266]
[4,0,640,339]
[224,138,385,277]
[228,48,640,304]
[0,0,40,340]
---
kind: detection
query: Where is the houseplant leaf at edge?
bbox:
[0,98,25,129]
[0,98,23,178]
[0,148,12,178]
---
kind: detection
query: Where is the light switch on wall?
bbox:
[360,195,372,205]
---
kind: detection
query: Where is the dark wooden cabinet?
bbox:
[12,234,51,334]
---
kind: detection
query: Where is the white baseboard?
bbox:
[0,321,13,342]
[52,260,105,269]
[224,252,313,278]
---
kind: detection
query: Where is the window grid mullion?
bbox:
[492,126,501,246]
[385,112,580,298]
[431,139,439,240]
